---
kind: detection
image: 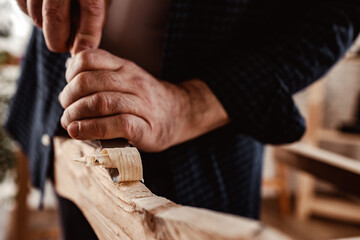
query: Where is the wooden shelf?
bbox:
[275,142,360,197]
[316,129,360,148]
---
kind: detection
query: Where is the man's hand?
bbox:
[59,49,230,152]
[16,0,110,54]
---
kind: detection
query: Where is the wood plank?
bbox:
[9,150,30,240]
[279,143,360,174]
[275,143,360,197]
[295,172,315,220]
[261,198,360,240]
[54,137,290,240]
[316,129,360,148]
[311,197,360,224]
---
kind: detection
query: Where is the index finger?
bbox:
[16,0,28,15]
[70,0,106,55]
[42,0,71,52]
[65,49,125,82]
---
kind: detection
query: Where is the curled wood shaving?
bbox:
[73,147,143,182]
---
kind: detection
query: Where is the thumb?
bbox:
[70,0,107,55]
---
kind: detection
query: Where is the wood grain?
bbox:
[54,137,289,240]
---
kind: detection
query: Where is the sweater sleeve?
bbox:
[199,0,360,144]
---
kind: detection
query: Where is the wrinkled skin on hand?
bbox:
[59,49,192,152]
[16,0,111,54]
[59,49,229,152]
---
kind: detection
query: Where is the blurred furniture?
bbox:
[262,158,291,215]
[8,149,59,240]
[275,143,360,222]
[9,150,29,240]
[273,57,360,224]
[53,137,290,240]
[1,63,59,239]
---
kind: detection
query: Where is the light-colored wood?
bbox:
[262,179,284,189]
[261,198,360,240]
[54,137,290,240]
[303,80,325,145]
[275,162,290,215]
[316,129,360,148]
[8,149,61,240]
[289,77,360,223]
[275,143,360,197]
[272,57,360,225]
[279,143,360,176]
[293,78,326,222]
[275,143,360,222]
[9,150,30,240]
[310,197,360,224]
[295,172,315,220]
[28,228,60,240]
[262,147,291,216]
[294,79,324,221]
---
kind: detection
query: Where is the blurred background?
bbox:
[1,1,360,239]
[0,1,58,240]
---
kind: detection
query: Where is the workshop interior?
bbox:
[1,1,360,240]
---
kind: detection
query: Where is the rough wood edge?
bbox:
[54,137,290,240]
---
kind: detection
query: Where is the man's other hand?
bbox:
[16,0,110,54]
[59,49,230,152]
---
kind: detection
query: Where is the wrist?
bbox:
[172,79,230,145]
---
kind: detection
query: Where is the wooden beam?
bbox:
[310,197,360,224]
[316,129,360,148]
[54,137,289,240]
[274,143,360,197]
[9,150,30,240]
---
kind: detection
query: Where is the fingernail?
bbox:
[68,122,79,138]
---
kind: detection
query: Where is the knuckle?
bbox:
[77,50,95,68]
[120,115,133,137]
[75,34,98,50]
[89,94,108,114]
[61,109,75,129]
[60,114,66,129]
[60,88,74,108]
[65,89,78,108]
[43,7,66,24]
[132,76,148,90]
[63,109,72,126]
[82,0,104,17]
[97,71,111,82]
[119,116,142,143]
[58,92,66,108]
[75,72,90,90]
[89,94,101,112]
[123,60,136,69]
[123,61,151,90]
[118,95,132,110]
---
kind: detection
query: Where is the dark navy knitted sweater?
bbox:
[5,0,360,218]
